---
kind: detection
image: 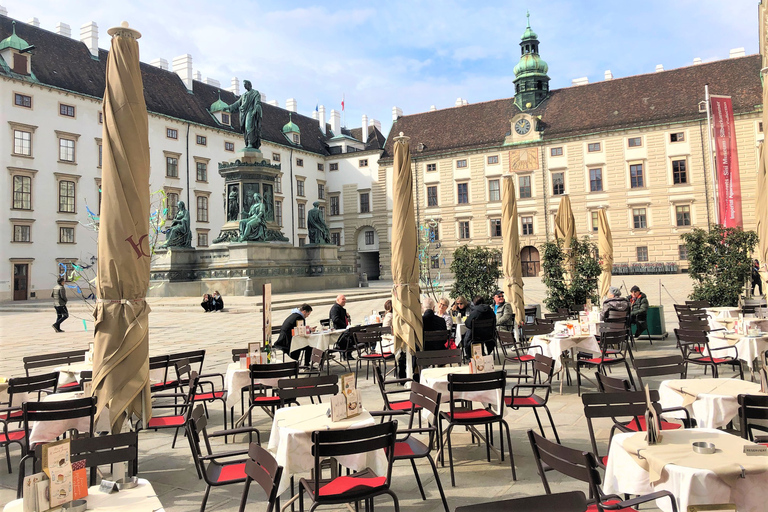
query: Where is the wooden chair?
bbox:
[238,443,283,512]
[276,375,338,406]
[738,393,768,443]
[505,354,560,443]
[414,348,462,370]
[454,491,587,512]
[633,354,686,389]
[23,350,86,393]
[676,328,744,379]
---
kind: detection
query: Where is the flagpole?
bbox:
[705,84,720,226]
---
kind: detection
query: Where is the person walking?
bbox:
[52,277,68,332]
[752,260,763,296]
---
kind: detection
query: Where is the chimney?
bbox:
[228,77,240,95]
[0,6,7,17]
[312,111,318,120]
[692,57,702,65]
[193,70,201,81]
[266,100,278,107]
[261,92,267,103]
[172,54,194,91]
[80,21,99,58]
[330,109,341,135]
[429,105,436,112]
[286,98,297,112]
[150,58,168,70]
[361,114,369,143]
[318,105,326,135]
[604,70,613,80]
[203,77,220,87]
[55,22,71,38]
[455,97,463,107]
[655,64,664,72]
[571,77,588,86]
[462,99,468,106]
[729,47,746,58]
[369,118,382,134]
[392,106,403,121]
[26,17,39,27]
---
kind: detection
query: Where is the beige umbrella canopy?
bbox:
[391,133,423,361]
[91,22,152,433]
[554,194,576,274]
[757,142,768,291]
[501,176,525,325]
[597,209,613,300]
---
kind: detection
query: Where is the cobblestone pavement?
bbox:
[0,275,697,510]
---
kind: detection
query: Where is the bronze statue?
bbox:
[307,201,331,244]
[224,80,262,150]
[239,193,268,241]
[161,200,192,248]
[227,187,239,221]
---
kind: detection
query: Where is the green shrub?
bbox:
[449,245,502,304]
[541,237,601,312]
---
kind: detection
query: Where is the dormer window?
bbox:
[0,21,33,75]
[221,113,230,126]
[293,134,299,143]
[282,113,301,145]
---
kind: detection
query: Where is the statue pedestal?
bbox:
[238,148,265,164]
[306,243,337,276]
[152,247,197,282]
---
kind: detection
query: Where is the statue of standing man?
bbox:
[224,80,262,150]
[307,201,331,244]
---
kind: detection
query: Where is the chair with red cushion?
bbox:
[276,374,338,407]
[739,393,768,443]
[186,405,262,512]
[633,354,686,390]
[245,361,299,426]
[140,371,199,449]
[149,354,175,393]
[372,366,420,422]
[175,359,229,435]
[22,350,86,393]
[676,328,744,379]
[506,354,560,443]
[503,325,548,376]
[298,421,399,512]
[439,370,516,486]
[528,429,678,512]
[238,443,283,512]
[353,331,394,386]
[576,328,635,395]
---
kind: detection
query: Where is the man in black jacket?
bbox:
[275,304,313,365]
[330,295,354,358]
[462,296,496,357]
[629,285,649,337]
[422,298,448,351]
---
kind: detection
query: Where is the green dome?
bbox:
[521,11,537,41]
[0,21,30,52]
[210,93,228,112]
[282,113,300,134]
[513,54,548,77]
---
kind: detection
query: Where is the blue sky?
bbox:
[4,0,759,135]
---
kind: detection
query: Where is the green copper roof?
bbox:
[514,54,548,77]
[521,11,537,40]
[210,92,228,112]
[282,113,300,134]
[0,21,30,52]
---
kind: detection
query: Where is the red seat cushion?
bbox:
[253,396,280,404]
[389,400,414,411]
[696,357,731,364]
[510,355,535,362]
[318,475,386,496]
[389,442,415,458]
[587,500,637,512]
[601,455,609,466]
[59,381,79,389]
[445,409,494,420]
[194,391,225,401]
[152,380,177,389]
[0,410,23,421]
[625,417,682,431]
[147,415,185,428]
[362,353,394,359]
[0,430,25,443]
[505,396,539,407]
[216,462,247,482]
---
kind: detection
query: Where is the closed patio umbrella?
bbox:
[502,176,525,325]
[758,69,768,293]
[391,133,423,374]
[597,209,613,301]
[554,194,576,276]
[91,22,152,433]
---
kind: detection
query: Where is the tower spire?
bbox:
[513,12,550,110]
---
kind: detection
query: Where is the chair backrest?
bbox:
[379,326,392,335]
[605,310,629,325]
[168,350,206,375]
[470,318,497,343]
[677,317,710,332]
[544,313,568,322]
[743,305,758,315]
[423,330,451,351]
[8,372,60,403]
[319,318,331,328]
[448,370,506,415]
[633,355,685,388]
[408,381,441,426]
[277,375,338,404]
[454,491,588,512]
[531,354,556,385]
[415,348,462,369]
[595,372,632,393]
[521,323,554,339]
[308,348,327,372]
[250,361,299,383]
[186,405,215,481]
[22,396,97,450]
[239,443,283,512]
[527,429,591,494]
[596,329,628,358]
[581,391,657,458]
[685,300,710,309]
[232,348,248,362]
[674,328,710,357]
[23,349,86,376]
[738,394,768,441]
[149,355,170,388]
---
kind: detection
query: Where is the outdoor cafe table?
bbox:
[289,329,345,353]
[267,402,386,495]
[603,428,768,512]
[528,333,601,373]
[419,366,502,416]
[223,361,284,411]
[4,478,164,511]
[658,378,762,429]
[28,391,110,445]
[707,331,768,371]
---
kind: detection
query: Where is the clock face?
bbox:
[515,118,532,135]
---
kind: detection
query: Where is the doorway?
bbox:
[359,252,380,280]
[13,263,28,300]
[521,246,540,277]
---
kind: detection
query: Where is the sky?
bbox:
[3,0,759,136]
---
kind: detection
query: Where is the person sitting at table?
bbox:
[201,294,213,312]
[210,290,224,312]
[330,294,354,359]
[422,298,448,351]
[601,286,629,321]
[437,297,453,331]
[382,299,393,328]
[451,296,469,318]
[462,296,496,357]
[275,303,314,366]
[493,290,515,332]
[629,285,649,335]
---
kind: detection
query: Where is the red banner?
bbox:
[710,95,743,227]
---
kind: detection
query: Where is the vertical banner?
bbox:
[710,95,743,227]
[262,283,272,361]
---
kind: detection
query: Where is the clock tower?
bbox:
[513,12,550,111]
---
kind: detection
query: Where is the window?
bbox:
[224,141,235,152]
[678,244,688,260]
[221,113,231,126]
[457,183,469,204]
[632,208,647,229]
[552,172,564,195]
[59,138,75,162]
[296,179,305,197]
[98,143,102,168]
[13,224,30,242]
[636,246,649,262]
[317,163,324,171]
[59,103,75,117]
[330,195,340,216]
[58,181,76,213]
[588,142,601,152]
[293,134,300,144]
[331,232,341,246]
[589,168,603,192]
[275,201,283,226]
[359,159,368,167]
[14,93,32,108]
[630,163,644,188]
[672,159,687,184]
[521,216,534,235]
[317,183,325,199]
[274,176,282,193]
[13,175,31,210]
[197,232,208,247]
[427,186,438,207]
[298,237,306,247]
[426,163,437,172]
[166,128,178,139]
[166,156,178,178]
[458,220,470,239]
[196,196,209,222]
[490,218,502,237]
[431,255,440,269]
[676,205,691,226]
[167,192,179,220]
[360,192,370,213]
[319,206,325,220]
[487,155,499,165]
[298,203,306,228]
[627,137,642,147]
[519,175,532,198]
[365,231,375,245]
[13,130,31,156]
[196,135,207,146]
[196,161,208,182]
[272,153,281,162]
[670,132,685,143]
[98,111,103,124]
[59,226,75,244]
[428,225,439,241]
[296,158,304,167]
[488,179,500,202]
[591,211,599,232]
[330,163,339,171]
[456,159,467,168]
[550,147,563,157]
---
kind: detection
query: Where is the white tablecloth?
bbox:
[658,378,761,429]
[290,330,344,352]
[56,363,164,388]
[4,478,164,511]
[420,366,502,413]
[28,391,110,444]
[529,334,600,372]
[268,403,385,495]
[223,362,284,410]
[603,429,768,512]
[705,307,741,319]
[707,332,768,370]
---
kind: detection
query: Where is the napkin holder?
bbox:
[644,385,662,445]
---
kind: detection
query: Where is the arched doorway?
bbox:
[521,246,540,277]
[356,227,380,280]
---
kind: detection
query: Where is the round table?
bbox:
[420,366,502,412]
[658,378,762,429]
[707,332,768,371]
[223,362,284,410]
